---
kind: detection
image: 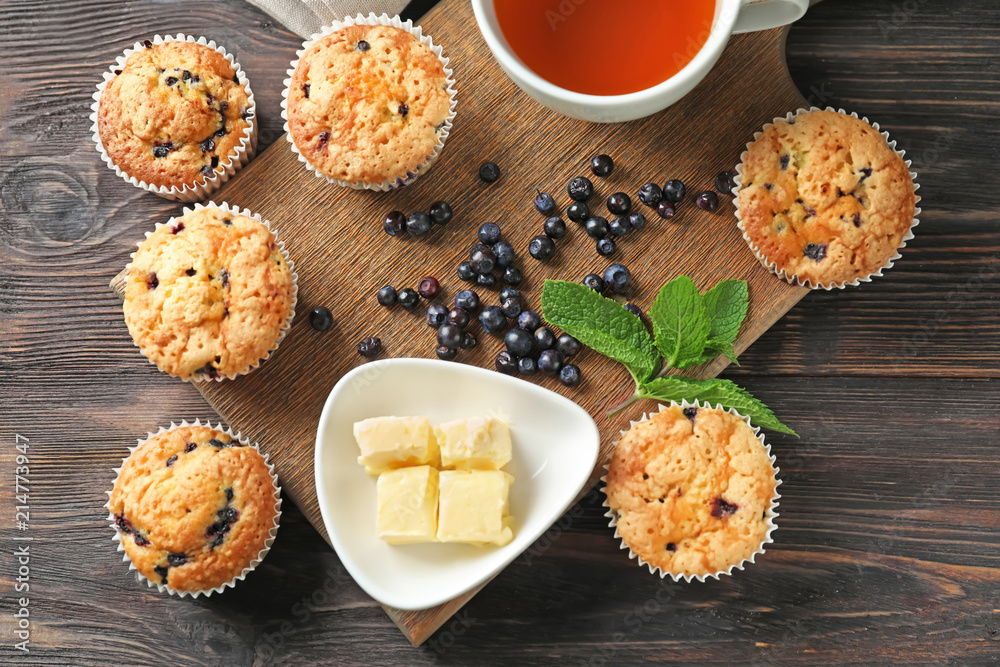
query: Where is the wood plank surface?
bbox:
[1,0,998,664]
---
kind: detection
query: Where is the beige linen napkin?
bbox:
[247,0,411,37]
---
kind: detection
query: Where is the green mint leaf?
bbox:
[541,280,660,383]
[639,376,797,436]
[648,276,709,369]
[703,338,740,365]
[702,279,749,348]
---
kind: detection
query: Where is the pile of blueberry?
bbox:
[496,309,582,387]
[458,223,523,289]
[382,200,454,239]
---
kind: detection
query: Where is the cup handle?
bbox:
[732,0,809,34]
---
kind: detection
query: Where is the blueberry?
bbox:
[436,345,458,361]
[356,40,370,51]
[447,307,470,328]
[479,161,501,183]
[543,216,567,239]
[559,363,581,386]
[711,497,739,518]
[603,263,631,293]
[478,222,502,245]
[567,176,594,202]
[491,241,516,268]
[377,285,397,307]
[534,191,557,215]
[398,288,420,310]
[501,296,524,319]
[517,357,537,375]
[596,237,616,256]
[662,179,686,203]
[585,216,609,239]
[502,266,523,286]
[496,351,518,375]
[590,154,614,177]
[607,192,631,216]
[638,182,663,207]
[803,243,828,261]
[528,235,555,261]
[518,310,542,331]
[417,276,440,299]
[538,349,562,374]
[357,336,382,358]
[429,200,453,224]
[457,261,476,282]
[154,565,169,582]
[437,323,463,348]
[583,273,605,292]
[609,216,631,238]
[167,553,188,567]
[556,333,582,359]
[694,191,719,212]
[624,303,643,318]
[480,305,506,334]
[534,327,556,350]
[309,306,333,331]
[406,212,432,236]
[455,289,481,312]
[460,332,478,350]
[715,170,738,194]
[628,212,647,231]
[152,144,171,158]
[499,286,521,303]
[656,200,676,219]
[476,272,497,288]
[470,247,496,274]
[505,327,534,357]
[683,407,698,421]
[567,201,590,223]
[426,304,448,328]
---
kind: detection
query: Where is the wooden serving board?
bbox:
[113,1,807,646]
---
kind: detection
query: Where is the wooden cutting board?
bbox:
[112,1,807,646]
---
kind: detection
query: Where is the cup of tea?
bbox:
[472,0,810,123]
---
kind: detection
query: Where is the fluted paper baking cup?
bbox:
[733,106,921,290]
[281,13,458,191]
[106,419,282,598]
[90,34,258,203]
[601,400,781,582]
[122,201,298,382]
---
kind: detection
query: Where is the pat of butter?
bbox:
[435,417,512,470]
[354,416,438,475]
[436,470,514,546]
[376,466,439,545]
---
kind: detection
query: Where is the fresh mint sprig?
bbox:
[540,277,796,436]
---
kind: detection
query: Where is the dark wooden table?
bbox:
[2,0,998,664]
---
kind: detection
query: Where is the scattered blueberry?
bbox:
[534,191,557,215]
[476,272,497,288]
[418,276,440,299]
[436,345,458,361]
[357,336,382,358]
[656,200,676,219]
[455,289,480,312]
[585,216,609,239]
[517,356,538,375]
[534,327,556,350]
[528,235,555,260]
[567,201,590,223]
[683,407,698,421]
[499,286,521,303]
[398,288,420,310]
[715,170,738,193]
[694,191,719,212]
[567,176,594,202]
[460,332,478,350]
[638,182,663,207]
[426,304,448,328]
[356,40,370,51]
[583,273,606,292]
[538,349,562,375]
[496,351,518,375]
[603,263,631,293]
[590,154,614,177]
[447,307,470,328]
[628,212,647,231]
[662,179,686,203]
[505,327,534,357]
[608,216,631,238]
[377,285,398,307]
[502,266,523,286]
[309,306,333,331]
[711,497,739,518]
[501,296,524,319]
[780,154,790,170]
[406,212,432,236]
[437,323,463,348]
[479,161,501,183]
[624,303,643,318]
[480,305,506,334]
[478,223,502,245]
[543,216,567,239]
[518,310,542,331]
[803,242,828,261]
[470,246,497,274]
[429,200,453,225]
[607,192,631,216]
[152,144,170,158]
[457,261,476,282]
[559,363,581,386]
[596,237,616,256]
[492,240,516,267]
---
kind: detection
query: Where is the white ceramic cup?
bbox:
[471,0,810,123]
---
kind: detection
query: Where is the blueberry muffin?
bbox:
[122,206,295,380]
[737,109,916,287]
[98,40,253,190]
[285,23,452,187]
[109,425,279,592]
[605,405,777,578]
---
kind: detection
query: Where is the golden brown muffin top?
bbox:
[109,425,278,592]
[605,405,776,577]
[738,110,916,286]
[286,25,451,185]
[98,41,252,189]
[123,207,294,380]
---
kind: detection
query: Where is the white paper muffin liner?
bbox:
[106,419,282,598]
[732,106,921,290]
[280,13,458,191]
[601,400,781,583]
[90,34,258,203]
[122,201,298,382]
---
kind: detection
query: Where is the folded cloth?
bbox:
[246,0,411,37]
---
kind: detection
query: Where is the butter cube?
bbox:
[376,466,439,544]
[435,417,512,470]
[354,416,438,475]
[436,470,514,546]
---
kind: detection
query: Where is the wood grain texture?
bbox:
[2,0,999,664]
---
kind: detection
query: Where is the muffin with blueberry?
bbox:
[95,37,255,200]
[122,204,296,381]
[736,108,918,288]
[284,19,455,189]
[108,423,280,594]
[604,404,779,580]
